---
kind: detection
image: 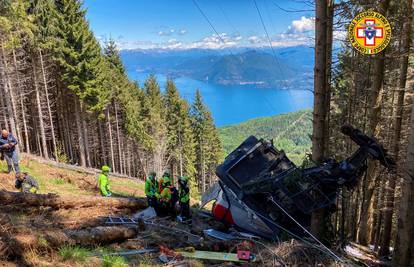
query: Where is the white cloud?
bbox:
[157,28,187,36]
[157,30,171,36]
[114,17,317,51]
[179,29,187,35]
[287,16,315,33]
[247,35,265,45]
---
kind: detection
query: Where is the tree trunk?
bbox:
[0,44,18,141]
[392,100,414,267]
[11,46,24,152]
[323,0,334,156]
[5,226,140,257]
[80,103,91,167]
[97,119,107,166]
[0,190,147,210]
[39,49,58,161]
[114,102,123,173]
[106,107,116,172]
[311,0,332,239]
[357,0,391,246]
[32,56,49,159]
[74,98,86,167]
[380,0,413,256]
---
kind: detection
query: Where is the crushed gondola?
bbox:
[202,125,395,240]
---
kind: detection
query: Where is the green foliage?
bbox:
[190,90,223,193]
[1,0,222,194]
[32,0,61,49]
[104,38,126,75]
[101,255,127,267]
[54,0,106,112]
[0,0,35,48]
[140,75,167,151]
[51,177,66,185]
[56,142,69,163]
[164,79,196,180]
[219,109,312,165]
[59,245,90,262]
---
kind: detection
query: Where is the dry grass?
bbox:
[0,155,146,266]
[0,154,145,197]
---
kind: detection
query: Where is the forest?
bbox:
[0,0,222,196]
[311,0,413,266]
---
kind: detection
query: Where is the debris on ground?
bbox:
[0,157,379,266]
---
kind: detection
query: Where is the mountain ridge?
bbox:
[121,46,314,89]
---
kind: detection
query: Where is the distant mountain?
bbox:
[120,46,314,89]
[175,50,298,87]
[219,109,312,165]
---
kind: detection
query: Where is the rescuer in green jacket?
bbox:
[98,165,111,197]
[156,174,179,217]
[178,176,190,220]
[157,177,171,216]
[145,171,159,208]
[158,171,171,193]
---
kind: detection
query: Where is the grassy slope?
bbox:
[219,109,312,165]
[0,155,147,267]
[0,155,145,197]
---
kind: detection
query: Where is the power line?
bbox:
[192,0,235,56]
[252,0,289,90]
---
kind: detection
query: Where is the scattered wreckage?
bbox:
[202,125,395,240]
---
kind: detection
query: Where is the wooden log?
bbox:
[21,153,143,181]
[0,190,147,210]
[2,226,140,257]
[46,226,139,246]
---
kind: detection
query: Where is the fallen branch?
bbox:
[21,153,142,181]
[0,190,147,210]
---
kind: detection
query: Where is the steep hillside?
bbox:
[219,110,312,164]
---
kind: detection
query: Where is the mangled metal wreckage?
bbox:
[202,125,395,240]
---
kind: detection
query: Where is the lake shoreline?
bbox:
[128,71,314,126]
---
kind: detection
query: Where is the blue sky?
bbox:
[83,0,316,50]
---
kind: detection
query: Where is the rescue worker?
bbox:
[158,171,171,193]
[0,129,20,173]
[157,176,171,216]
[15,172,39,193]
[178,176,191,220]
[98,165,111,197]
[145,171,159,208]
[157,176,178,217]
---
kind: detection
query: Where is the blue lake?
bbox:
[128,71,314,127]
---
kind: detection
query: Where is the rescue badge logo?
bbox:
[348,11,391,55]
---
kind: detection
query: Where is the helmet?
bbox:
[102,165,110,172]
[163,171,171,178]
[179,176,188,184]
[149,171,156,179]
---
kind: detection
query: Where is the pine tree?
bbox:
[190,90,222,193]
[164,79,196,187]
[141,75,168,175]
[54,0,106,111]
[104,38,125,75]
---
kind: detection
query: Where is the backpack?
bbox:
[170,186,179,204]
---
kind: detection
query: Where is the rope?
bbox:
[267,196,346,263]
